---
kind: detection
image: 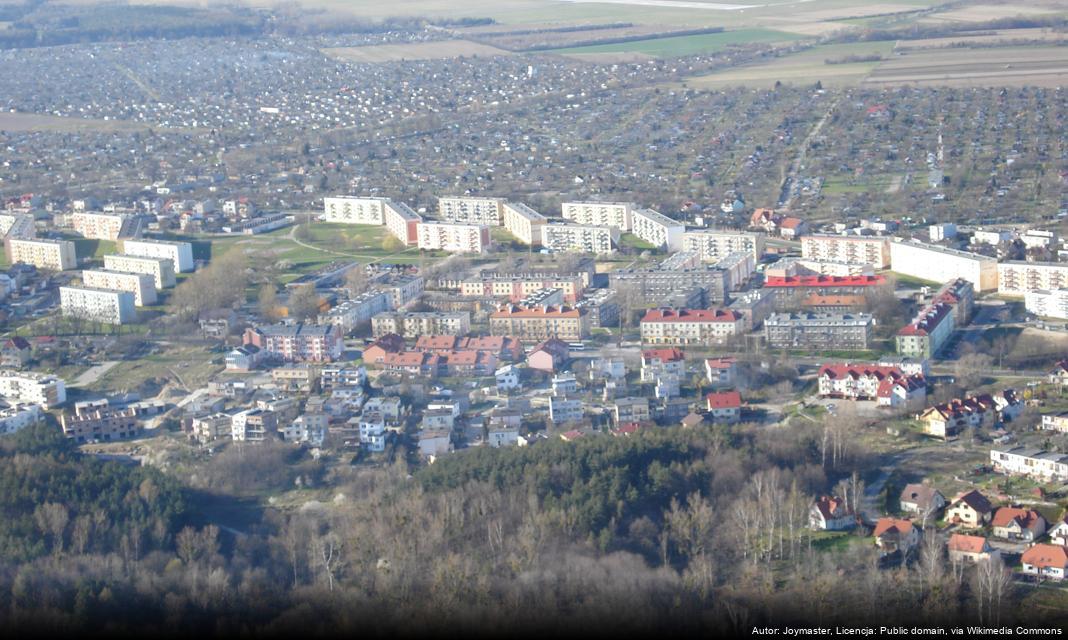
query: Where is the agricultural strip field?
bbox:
[863,45,1068,87]
[684,41,896,88]
[919,3,1062,24]
[550,27,800,57]
[323,40,512,63]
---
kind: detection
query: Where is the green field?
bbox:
[552,28,802,57]
[686,40,896,88]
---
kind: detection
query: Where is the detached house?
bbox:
[898,484,946,522]
[873,517,920,556]
[946,490,994,528]
[991,507,1047,542]
[809,496,855,531]
[1022,544,1068,581]
[946,534,1000,565]
[1049,360,1068,386]
[705,391,742,424]
[1048,518,1068,546]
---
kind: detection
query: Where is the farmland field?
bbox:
[551,27,801,57]
[323,40,512,63]
[863,45,1068,87]
[920,3,1062,24]
[685,41,896,88]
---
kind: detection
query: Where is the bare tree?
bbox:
[312,530,344,592]
[974,555,1011,625]
[34,502,69,555]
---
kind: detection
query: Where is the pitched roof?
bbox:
[705,357,737,369]
[873,517,914,538]
[491,304,581,318]
[813,495,850,520]
[819,363,902,381]
[642,348,685,363]
[1022,544,1068,570]
[951,489,993,515]
[947,534,989,554]
[899,484,944,509]
[641,308,739,323]
[706,391,741,409]
[763,275,885,288]
[992,506,1046,531]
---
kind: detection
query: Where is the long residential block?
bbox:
[439,196,505,226]
[322,196,388,225]
[9,238,76,271]
[541,223,618,254]
[631,208,684,252]
[889,239,998,292]
[60,286,137,325]
[81,270,158,306]
[801,234,891,268]
[561,201,634,230]
[104,254,176,288]
[682,230,765,262]
[121,238,195,273]
[383,200,422,246]
[502,202,547,245]
[0,370,66,407]
[416,221,490,253]
[998,261,1068,297]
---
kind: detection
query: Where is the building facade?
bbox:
[999,261,1068,296]
[103,254,176,288]
[640,308,744,346]
[489,305,589,342]
[8,238,76,271]
[416,221,490,253]
[438,196,504,225]
[540,223,618,254]
[243,323,343,362]
[889,240,998,292]
[80,270,157,306]
[764,312,874,351]
[630,208,684,251]
[60,286,136,325]
[801,234,891,268]
[681,230,765,262]
[501,202,547,245]
[121,238,194,273]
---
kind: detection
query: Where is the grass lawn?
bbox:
[889,272,942,288]
[618,233,657,251]
[553,28,802,58]
[87,344,223,392]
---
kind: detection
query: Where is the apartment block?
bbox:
[60,286,136,325]
[540,223,618,254]
[561,201,634,230]
[384,275,425,309]
[438,196,504,225]
[317,291,392,333]
[8,238,76,271]
[104,254,176,288]
[682,230,765,262]
[1025,289,1068,320]
[322,196,388,224]
[0,404,42,435]
[501,202,547,245]
[71,211,127,241]
[371,311,471,338]
[383,200,422,246]
[416,221,490,253]
[460,273,586,303]
[640,308,744,346]
[765,312,874,351]
[631,208,684,252]
[231,409,279,442]
[121,238,195,272]
[889,240,998,292]
[489,304,590,342]
[801,234,891,268]
[991,446,1068,483]
[61,407,140,444]
[0,213,36,239]
[243,323,343,362]
[81,270,157,306]
[0,371,66,407]
[998,261,1068,296]
[609,264,729,306]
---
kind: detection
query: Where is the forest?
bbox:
[1,417,1064,635]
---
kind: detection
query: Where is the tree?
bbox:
[344,264,369,297]
[287,285,321,322]
[973,555,1011,625]
[170,248,249,321]
[382,235,403,252]
[34,502,69,555]
[258,283,281,321]
[955,353,992,392]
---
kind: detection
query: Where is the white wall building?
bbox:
[631,208,684,252]
[383,200,422,246]
[71,212,126,241]
[60,286,136,325]
[502,202,547,245]
[1026,289,1068,320]
[0,404,42,435]
[8,238,76,271]
[103,254,176,289]
[0,371,66,408]
[416,221,490,253]
[991,446,1068,482]
[322,196,388,225]
[438,196,504,225]
[999,261,1068,296]
[81,270,157,306]
[801,234,890,268]
[682,230,765,262]
[121,239,195,273]
[561,201,634,231]
[889,239,998,292]
[541,223,618,254]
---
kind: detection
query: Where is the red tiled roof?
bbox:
[947,534,989,554]
[491,304,581,318]
[873,517,913,538]
[1022,544,1068,570]
[992,507,1045,531]
[641,308,739,323]
[706,391,741,409]
[897,302,952,337]
[813,495,849,520]
[705,357,737,369]
[763,275,885,288]
[642,348,685,363]
[415,335,458,351]
[819,363,902,381]
[780,217,805,230]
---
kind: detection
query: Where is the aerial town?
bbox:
[4,0,1068,635]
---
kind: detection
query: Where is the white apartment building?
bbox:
[502,202,547,245]
[71,212,126,240]
[121,238,195,273]
[383,200,422,246]
[191,413,233,444]
[801,234,891,268]
[317,290,392,332]
[438,196,504,225]
[371,311,471,338]
[991,446,1068,483]
[0,404,42,435]
[681,230,765,262]
[631,208,684,252]
[0,213,36,239]
[561,201,635,230]
[549,396,584,423]
[889,239,998,292]
[103,254,176,289]
[416,221,490,253]
[81,270,158,306]
[1026,289,1068,320]
[60,286,136,325]
[999,261,1068,296]
[0,371,66,407]
[541,223,618,254]
[322,196,388,224]
[8,238,77,271]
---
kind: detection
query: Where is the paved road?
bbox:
[72,360,119,387]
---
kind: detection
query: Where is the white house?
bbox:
[495,365,521,392]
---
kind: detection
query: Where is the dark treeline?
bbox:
[827,15,1068,45]
[1,417,1065,636]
